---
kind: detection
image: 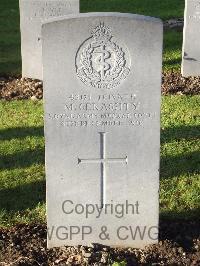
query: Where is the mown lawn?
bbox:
[0,101,45,226]
[0,0,184,75]
[81,0,184,19]
[0,96,199,226]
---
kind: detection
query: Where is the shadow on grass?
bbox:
[1,124,199,142]
[0,125,199,177]
[0,180,45,212]
[0,147,44,170]
[160,125,200,179]
[0,60,21,76]
[0,127,44,170]
[0,126,44,141]
[160,150,199,179]
[163,29,183,50]
[163,57,181,67]
[161,125,200,143]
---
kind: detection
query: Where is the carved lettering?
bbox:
[27,2,72,20]
[188,0,200,20]
[48,93,156,128]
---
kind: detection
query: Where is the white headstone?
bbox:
[42,13,163,248]
[19,0,79,80]
[182,0,200,76]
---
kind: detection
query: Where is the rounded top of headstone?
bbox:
[42,12,163,27]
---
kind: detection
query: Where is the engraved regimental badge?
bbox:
[76,23,131,89]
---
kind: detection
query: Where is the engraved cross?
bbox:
[78,132,128,208]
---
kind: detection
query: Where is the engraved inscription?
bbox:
[47,93,156,128]
[24,1,72,20]
[78,132,128,208]
[76,23,131,89]
[189,0,200,20]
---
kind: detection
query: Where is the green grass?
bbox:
[164,30,183,71]
[160,96,200,218]
[0,0,184,75]
[0,0,21,75]
[0,96,199,226]
[81,0,184,19]
[0,101,45,226]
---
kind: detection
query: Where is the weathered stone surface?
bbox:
[182,0,200,76]
[42,13,163,248]
[19,0,79,80]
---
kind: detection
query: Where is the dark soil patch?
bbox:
[0,76,43,101]
[162,71,200,96]
[0,71,199,101]
[0,219,199,265]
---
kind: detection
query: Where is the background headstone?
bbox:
[42,13,163,248]
[182,0,200,76]
[19,0,79,80]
